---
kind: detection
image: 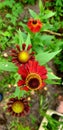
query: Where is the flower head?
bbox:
[11,44,35,66]
[7,97,30,117]
[27,18,42,33]
[18,60,47,91]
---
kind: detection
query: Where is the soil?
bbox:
[0,0,63,130]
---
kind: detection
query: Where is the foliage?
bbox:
[21,0,36,5]
[0,0,63,129]
[36,50,61,65]
[54,47,63,72]
[39,98,63,130]
[44,0,63,73]
[0,61,17,72]
[0,30,61,82]
[17,124,30,130]
[0,72,16,91]
[0,0,62,97]
[9,121,30,130]
[41,111,63,130]
[0,0,23,50]
[45,0,63,31]
[13,87,28,99]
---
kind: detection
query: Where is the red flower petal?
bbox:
[18,80,25,86]
[25,60,38,72]
[12,58,18,63]
[20,86,29,91]
[11,43,35,66]
[27,18,42,33]
[32,26,41,33]
[22,43,26,50]
[17,60,47,91]
[11,53,17,56]
[7,97,30,117]
[39,82,46,89]
[30,51,35,55]
[27,45,32,51]
[18,65,28,79]
[11,49,17,53]
[41,75,47,79]
[16,45,20,51]
[37,65,47,76]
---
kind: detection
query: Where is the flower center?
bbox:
[18,51,29,63]
[32,20,37,25]
[26,73,42,90]
[12,101,24,113]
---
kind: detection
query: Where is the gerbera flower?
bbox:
[17,60,47,91]
[11,44,35,66]
[7,97,30,117]
[27,18,42,33]
[0,93,3,102]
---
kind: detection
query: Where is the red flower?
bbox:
[27,18,42,33]
[7,97,30,117]
[11,44,35,66]
[17,60,47,91]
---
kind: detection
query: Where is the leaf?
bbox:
[45,79,60,84]
[6,13,11,18]
[17,29,24,49]
[26,33,31,47]
[14,73,21,84]
[36,50,61,65]
[56,0,62,6]
[39,34,54,45]
[0,61,17,72]
[14,87,27,99]
[29,9,39,19]
[47,72,60,79]
[0,2,5,9]
[43,10,55,19]
[17,124,23,130]
[40,95,44,106]
[19,22,31,33]
[2,31,11,37]
[39,0,44,13]
[17,124,30,130]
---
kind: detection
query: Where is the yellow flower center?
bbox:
[12,101,24,113]
[26,73,42,90]
[18,51,30,63]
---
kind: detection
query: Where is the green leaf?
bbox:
[17,124,23,130]
[47,72,60,79]
[36,50,61,65]
[19,22,31,33]
[0,61,17,72]
[0,2,5,9]
[43,10,55,19]
[26,33,31,47]
[14,73,21,84]
[2,31,11,37]
[38,34,54,45]
[29,9,39,19]
[17,29,24,49]
[45,79,60,84]
[6,13,11,18]
[14,87,27,99]
[17,124,30,130]
[39,0,44,13]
